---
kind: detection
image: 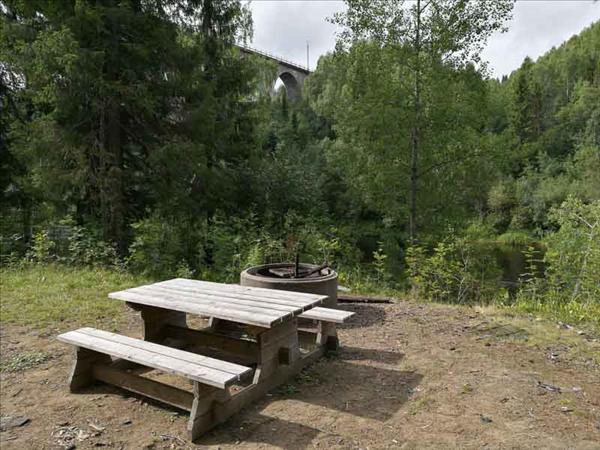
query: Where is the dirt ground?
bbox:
[1,300,599,450]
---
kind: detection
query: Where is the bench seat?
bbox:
[58,327,251,389]
[298,306,355,323]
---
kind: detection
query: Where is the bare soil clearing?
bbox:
[1,300,599,449]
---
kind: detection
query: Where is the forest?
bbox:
[1,0,599,328]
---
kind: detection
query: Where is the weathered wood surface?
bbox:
[164,325,260,361]
[109,278,326,328]
[298,306,355,324]
[92,363,195,411]
[58,328,251,389]
[252,319,300,383]
[67,346,111,392]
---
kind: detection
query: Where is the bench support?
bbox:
[187,381,226,440]
[68,347,111,392]
[316,321,339,351]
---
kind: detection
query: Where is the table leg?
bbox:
[132,304,187,343]
[253,319,300,384]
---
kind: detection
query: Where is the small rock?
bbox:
[537,381,562,393]
[480,414,493,424]
[484,342,491,347]
[57,421,70,426]
[121,419,132,426]
[560,406,574,413]
[572,387,583,393]
[88,423,105,433]
[0,416,30,432]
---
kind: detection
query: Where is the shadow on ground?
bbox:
[202,414,322,449]
[338,346,404,364]
[339,304,387,329]
[201,349,421,448]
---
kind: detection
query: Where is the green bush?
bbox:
[406,237,502,304]
[65,225,118,267]
[127,215,195,278]
[516,197,600,324]
[26,231,55,263]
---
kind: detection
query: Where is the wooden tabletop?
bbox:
[109,278,327,328]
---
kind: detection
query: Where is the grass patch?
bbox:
[0,263,150,329]
[0,351,51,372]
[474,306,600,366]
[511,297,600,335]
[496,230,533,246]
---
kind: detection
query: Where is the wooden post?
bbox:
[253,319,299,384]
[139,306,187,343]
[316,321,339,351]
[67,347,111,392]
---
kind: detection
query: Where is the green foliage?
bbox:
[496,230,533,246]
[514,198,600,326]
[544,198,600,302]
[65,225,118,267]
[406,237,502,304]
[2,0,258,254]
[1,1,598,333]
[372,242,389,283]
[26,231,55,263]
[127,215,194,278]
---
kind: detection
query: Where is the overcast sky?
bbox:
[246,0,600,78]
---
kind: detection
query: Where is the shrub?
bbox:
[26,231,55,263]
[517,197,600,308]
[127,215,194,278]
[406,237,502,304]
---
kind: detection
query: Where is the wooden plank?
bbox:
[164,325,260,360]
[92,364,194,411]
[109,291,279,328]
[117,288,289,320]
[135,285,300,314]
[164,278,326,304]
[298,307,355,324]
[152,281,321,309]
[58,329,249,388]
[77,328,251,376]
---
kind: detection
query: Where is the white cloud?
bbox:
[247,0,599,77]
[482,1,600,77]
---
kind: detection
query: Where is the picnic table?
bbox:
[58,278,354,440]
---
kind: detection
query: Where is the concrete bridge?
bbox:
[237,45,311,100]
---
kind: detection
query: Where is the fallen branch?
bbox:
[337,293,393,304]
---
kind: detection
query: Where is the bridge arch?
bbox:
[237,46,310,101]
[276,70,301,100]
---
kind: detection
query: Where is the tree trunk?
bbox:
[409,0,422,244]
[107,97,125,254]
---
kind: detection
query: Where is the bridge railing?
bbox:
[236,44,310,72]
